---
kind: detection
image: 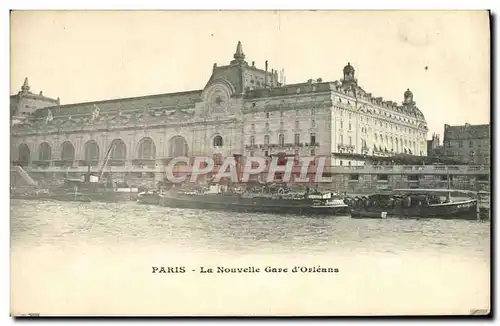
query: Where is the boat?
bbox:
[137,190,164,205]
[347,189,484,220]
[158,184,351,216]
[11,142,139,203]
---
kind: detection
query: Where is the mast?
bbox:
[99,143,116,180]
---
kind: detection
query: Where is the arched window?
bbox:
[18,143,30,166]
[294,133,300,145]
[264,135,269,145]
[110,139,127,160]
[278,134,285,146]
[250,136,255,146]
[38,142,51,161]
[60,141,75,162]
[169,136,188,157]
[213,135,223,147]
[137,137,156,160]
[84,140,100,163]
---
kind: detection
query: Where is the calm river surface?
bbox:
[10,199,491,316]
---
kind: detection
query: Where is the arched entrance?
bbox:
[168,136,189,157]
[38,142,52,161]
[109,139,127,166]
[60,141,75,162]
[84,140,100,166]
[17,143,31,167]
[137,137,156,160]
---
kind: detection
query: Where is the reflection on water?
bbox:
[10,199,491,316]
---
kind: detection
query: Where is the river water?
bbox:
[10,199,491,316]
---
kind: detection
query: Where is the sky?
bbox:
[10,10,490,138]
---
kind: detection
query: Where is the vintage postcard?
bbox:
[9,10,491,316]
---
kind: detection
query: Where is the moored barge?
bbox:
[347,189,485,220]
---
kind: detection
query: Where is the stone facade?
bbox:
[10,78,60,126]
[443,123,490,164]
[11,42,430,186]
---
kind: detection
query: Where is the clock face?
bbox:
[206,84,230,114]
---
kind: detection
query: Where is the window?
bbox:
[251,123,255,131]
[340,135,344,144]
[375,134,378,141]
[264,135,269,145]
[250,151,254,156]
[377,174,389,181]
[312,120,316,127]
[340,160,343,166]
[348,161,351,166]
[469,140,473,147]
[340,121,343,129]
[279,134,285,146]
[280,111,284,117]
[349,113,352,119]
[349,136,352,146]
[295,120,299,129]
[294,133,300,145]
[213,135,223,147]
[264,151,269,156]
[348,122,351,130]
[310,134,316,145]
[311,108,315,115]
[250,136,255,146]
[265,122,269,130]
[266,112,270,119]
[280,121,284,129]
[310,149,315,156]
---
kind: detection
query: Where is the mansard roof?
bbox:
[32,89,203,120]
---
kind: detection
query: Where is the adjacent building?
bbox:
[427,132,444,157]
[11,41,430,187]
[443,123,491,165]
[10,78,60,126]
